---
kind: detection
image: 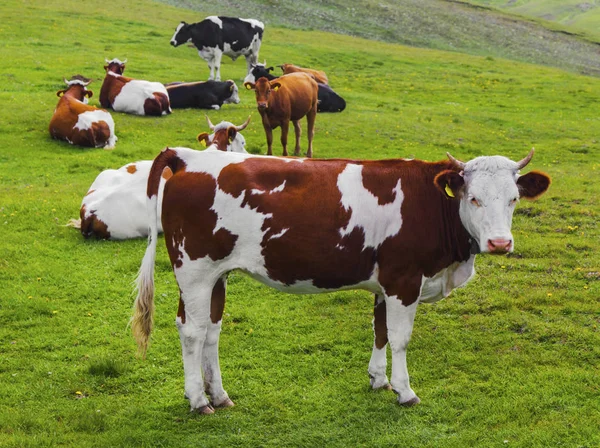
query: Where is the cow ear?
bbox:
[517,171,551,200]
[85,90,93,98]
[197,133,210,147]
[227,127,237,144]
[103,65,109,72]
[434,170,464,199]
[270,82,281,91]
[56,90,66,97]
[244,82,255,90]
[267,66,274,72]
[229,82,234,92]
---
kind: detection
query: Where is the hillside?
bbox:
[157,0,600,76]
[465,0,600,40]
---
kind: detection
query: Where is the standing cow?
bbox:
[132,148,550,413]
[170,17,264,81]
[49,76,117,149]
[100,59,171,116]
[245,72,319,157]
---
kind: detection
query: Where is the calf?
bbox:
[245,73,318,157]
[72,117,249,240]
[49,76,117,149]
[170,17,264,81]
[165,80,240,109]
[132,149,550,413]
[100,58,171,116]
[245,63,345,113]
[279,63,329,85]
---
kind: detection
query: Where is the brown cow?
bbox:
[132,148,550,413]
[49,76,117,149]
[279,63,329,85]
[245,73,318,157]
[100,58,171,116]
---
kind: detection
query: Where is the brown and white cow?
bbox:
[100,58,171,116]
[72,116,250,240]
[49,76,117,149]
[245,73,318,157]
[132,148,551,413]
[279,63,329,85]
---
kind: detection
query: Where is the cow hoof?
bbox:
[399,396,421,407]
[194,405,215,415]
[214,397,235,409]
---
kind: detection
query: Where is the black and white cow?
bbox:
[244,63,346,113]
[165,80,240,109]
[170,16,264,81]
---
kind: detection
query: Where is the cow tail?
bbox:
[131,147,181,357]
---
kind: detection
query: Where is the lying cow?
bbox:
[170,16,264,81]
[279,63,329,85]
[132,148,550,413]
[245,73,318,157]
[244,63,346,113]
[100,58,171,116]
[71,116,250,240]
[165,80,240,109]
[49,76,117,149]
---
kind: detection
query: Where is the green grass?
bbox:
[1,0,599,446]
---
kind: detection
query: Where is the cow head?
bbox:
[104,58,127,75]
[170,22,191,47]
[223,80,241,105]
[56,75,93,103]
[197,115,251,153]
[243,61,275,85]
[245,77,281,111]
[434,149,551,254]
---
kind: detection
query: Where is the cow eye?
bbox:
[509,197,518,206]
[470,197,481,207]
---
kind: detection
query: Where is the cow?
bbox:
[170,17,264,81]
[244,63,346,113]
[245,73,319,157]
[165,80,240,109]
[99,58,171,116]
[49,76,117,149]
[279,63,329,85]
[71,116,250,240]
[131,148,551,414]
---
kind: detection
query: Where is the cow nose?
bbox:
[487,239,512,253]
[257,102,268,110]
[170,41,176,46]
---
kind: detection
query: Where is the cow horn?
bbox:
[122,59,128,64]
[205,114,215,131]
[446,152,466,170]
[235,115,252,131]
[105,58,110,63]
[515,148,535,170]
[63,77,70,85]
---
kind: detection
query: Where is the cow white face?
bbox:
[170,22,190,47]
[435,151,551,254]
[223,81,240,105]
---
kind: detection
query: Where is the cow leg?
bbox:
[202,276,234,409]
[385,295,420,406]
[261,117,274,155]
[292,120,302,156]
[176,279,215,414]
[280,120,290,157]
[368,294,391,390]
[213,50,223,82]
[306,107,316,158]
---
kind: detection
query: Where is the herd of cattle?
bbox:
[51,16,552,413]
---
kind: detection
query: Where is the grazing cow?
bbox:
[132,148,551,413]
[72,116,250,240]
[165,80,240,109]
[100,58,171,116]
[244,63,346,113]
[279,63,329,85]
[170,17,264,81]
[245,73,318,157]
[49,76,117,149]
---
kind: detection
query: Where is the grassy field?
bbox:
[157,0,600,76]
[465,0,600,40]
[1,0,599,446]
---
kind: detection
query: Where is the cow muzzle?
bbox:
[487,238,513,254]
[257,102,268,110]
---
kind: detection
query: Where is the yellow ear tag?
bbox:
[273,85,279,91]
[445,184,455,198]
[200,139,207,147]
[245,84,252,90]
